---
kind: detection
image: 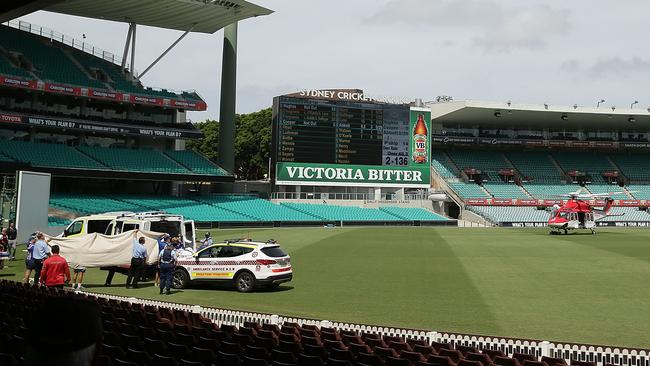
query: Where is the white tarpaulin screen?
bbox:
[45,230,162,268]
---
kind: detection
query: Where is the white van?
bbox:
[62,211,196,248]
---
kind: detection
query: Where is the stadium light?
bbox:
[494,111,502,118]
[597,99,605,108]
[611,106,616,111]
[560,114,568,121]
[631,101,639,109]
[506,100,511,107]
[544,103,548,110]
[573,104,578,109]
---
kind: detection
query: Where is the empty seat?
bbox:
[386,357,412,366]
[541,357,566,366]
[439,349,462,363]
[513,354,537,364]
[299,353,326,366]
[466,352,492,366]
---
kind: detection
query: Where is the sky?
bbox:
[16,0,650,122]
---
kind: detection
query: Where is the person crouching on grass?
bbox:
[39,245,70,289]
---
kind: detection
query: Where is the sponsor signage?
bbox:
[275,162,430,188]
[2,114,201,138]
[0,76,206,110]
[0,76,36,89]
[45,83,81,95]
[432,135,476,144]
[466,198,489,205]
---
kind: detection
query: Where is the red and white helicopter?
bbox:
[546,190,630,235]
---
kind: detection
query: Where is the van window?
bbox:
[104,223,114,235]
[261,247,287,258]
[184,221,194,244]
[65,221,83,237]
[122,223,139,232]
[115,221,124,234]
[150,221,181,237]
[87,220,112,234]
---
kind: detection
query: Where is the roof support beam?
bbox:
[129,23,137,80]
[120,22,134,72]
[137,23,197,80]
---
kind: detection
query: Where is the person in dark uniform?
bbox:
[158,242,176,295]
[126,235,147,289]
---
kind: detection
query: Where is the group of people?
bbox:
[126,230,204,295]
[22,232,78,289]
[13,227,216,293]
[0,222,18,263]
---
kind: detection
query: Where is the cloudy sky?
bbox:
[17,0,650,121]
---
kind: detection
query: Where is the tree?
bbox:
[187,119,219,161]
[189,108,272,180]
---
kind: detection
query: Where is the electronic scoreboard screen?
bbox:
[272,89,431,188]
[274,94,410,166]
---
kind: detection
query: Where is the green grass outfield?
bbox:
[3,227,650,348]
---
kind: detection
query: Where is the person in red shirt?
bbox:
[39,245,70,289]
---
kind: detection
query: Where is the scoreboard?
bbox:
[272,90,431,188]
[274,96,410,166]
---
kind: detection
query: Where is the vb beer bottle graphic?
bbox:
[412,114,428,164]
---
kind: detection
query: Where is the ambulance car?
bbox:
[172,239,292,292]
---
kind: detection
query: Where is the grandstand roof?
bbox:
[429,100,650,131]
[40,0,273,34]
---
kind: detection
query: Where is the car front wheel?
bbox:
[173,269,190,289]
[234,271,255,293]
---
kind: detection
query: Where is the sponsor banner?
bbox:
[493,198,513,205]
[23,115,201,138]
[89,89,122,101]
[275,162,430,188]
[0,113,23,123]
[409,109,431,165]
[501,222,548,227]
[432,135,476,144]
[515,199,539,206]
[479,138,523,145]
[543,200,564,205]
[466,198,489,205]
[129,94,164,106]
[567,141,589,147]
[596,222,650,227]
[0,76,37,89]
[45,83,82,96]
[524,140,545,147]
[622,142,650,148]
[549,140,567,147]
[591,141,616,148]
[617,200,640,207]
[170,99,208,111]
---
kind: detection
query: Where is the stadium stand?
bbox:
[77,146,191,174]
[0,140,106,170]
[0,139,229,176]
[482,183,530,199]
[0,52,33,79]
[627,185,650,199]
[469,206,551,223]
[522,184,577,198]
[379,207,448,221]
[280,203,403,221]
[446,150,513,181]
[448,182,490,198]
[553,152,616,184]
[197,195,322,222]
[0,26,105,88]
[47,215,71,226]
[431,150,458,179]
[585,185,629,199]
[506,152,563,183]
[165,150,229,176]
[49,194,448,224]
[609,154,650,182]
